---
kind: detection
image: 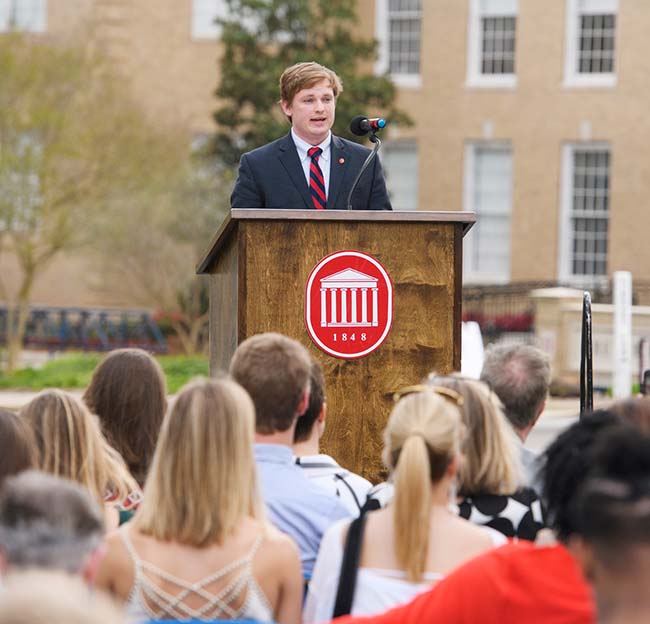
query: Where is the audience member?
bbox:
[0,408,36,486]
[230,333,350,579]
[20,390,141,529]
[305,386,504,622]
[83,348,167,487]
[427,374,545,541]
[608,395,650,434]
[293,360,372,516]
[96,377,302,624]
[480,344,551,488]
[332,410,622,624]
[0,570,124,624]
[572,427,650,624]
[0,470,105,581]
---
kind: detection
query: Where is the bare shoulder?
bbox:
[453,514,500,549]
[261,524,300,560]
[95,527,134,599]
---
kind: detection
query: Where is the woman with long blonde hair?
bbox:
[95,377,302,624]
[304,387,505,621]
[20,389,141,529]
[426,373,546,541]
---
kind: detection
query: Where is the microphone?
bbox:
[349,115,388,136]
[346,116,386,210]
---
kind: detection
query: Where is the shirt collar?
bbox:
[254,443,294,465]
[291,129,331,162]
[294,454,340,468]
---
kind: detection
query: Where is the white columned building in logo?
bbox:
[320,268,379,327]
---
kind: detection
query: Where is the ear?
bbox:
[568,535,596,582]
[446,454,460,479]
[296,389,309,418]
[316,403,327,438]
[0,549,7,575]
[82,544,107,587]
[280,99,292,118]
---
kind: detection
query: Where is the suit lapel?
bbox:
[278,133,313,210]
[327,136,350,209]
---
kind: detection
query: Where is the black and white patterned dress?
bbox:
[458,487,546,541]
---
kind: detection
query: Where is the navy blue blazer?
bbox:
[230,133,392,210]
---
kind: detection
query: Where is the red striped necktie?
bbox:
[308,146,326,210]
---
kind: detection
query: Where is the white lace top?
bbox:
[119,528,274,623]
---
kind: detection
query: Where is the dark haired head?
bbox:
[574,427,650,555]
[293,360,325,444]
[607,396,650,435]
[0,409,37,487]
[83,348,167,486]
[541,409,620,541]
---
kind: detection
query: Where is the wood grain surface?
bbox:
[205,215,464,483]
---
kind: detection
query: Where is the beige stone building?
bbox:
[3,0,649,307]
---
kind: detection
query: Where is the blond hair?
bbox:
[383,391,463,582]
[135,377,263,547]
[426,374,524,496]
[280,61,343,106]
[20,390,140,509]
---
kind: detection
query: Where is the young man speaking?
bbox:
[230,61,392,211]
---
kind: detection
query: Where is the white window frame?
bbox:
[558,142,611,285]
[0,0,47,33]
[563,0,618,88]
[466,0,517,89]
[375,0,422,89]
[191,0,226,40]
[463,141,513,284]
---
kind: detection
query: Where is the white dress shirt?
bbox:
[291,129,332,199]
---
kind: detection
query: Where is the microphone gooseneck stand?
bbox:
[346,132,381,211]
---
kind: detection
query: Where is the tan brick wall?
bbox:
[10,0,650,309]
[90,0,222,133]
[371,0,650,282]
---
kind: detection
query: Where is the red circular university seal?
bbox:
[305,250,393,359]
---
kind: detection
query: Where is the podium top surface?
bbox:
[197,209,476,274]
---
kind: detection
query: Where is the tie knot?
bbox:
[308,146,322,160]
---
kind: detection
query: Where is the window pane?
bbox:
[192,0,226,39]
[481,16,516,74]
[570,148,610,276]
[388,1,422,75]
[465,146,512,280]
[0,0,46,32]
[578,13,616,74]
[381,142,418,211]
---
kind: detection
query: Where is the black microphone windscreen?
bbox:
[349,115,369,136]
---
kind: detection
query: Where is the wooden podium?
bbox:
[197,209,475,482]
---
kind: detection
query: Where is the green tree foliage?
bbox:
[0,32,225,366]
[0,32,134,370]
[212,0,409,166]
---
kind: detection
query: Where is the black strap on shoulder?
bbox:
[334,473,362,511]
[332,512,368,618]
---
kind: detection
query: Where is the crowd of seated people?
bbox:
[0,337,648,624]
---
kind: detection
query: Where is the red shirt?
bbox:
[334,542,595,624]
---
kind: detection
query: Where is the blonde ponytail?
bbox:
[393,434,432,582]
[384,391,463,583]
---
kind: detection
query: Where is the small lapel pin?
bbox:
[338,157,345,164]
